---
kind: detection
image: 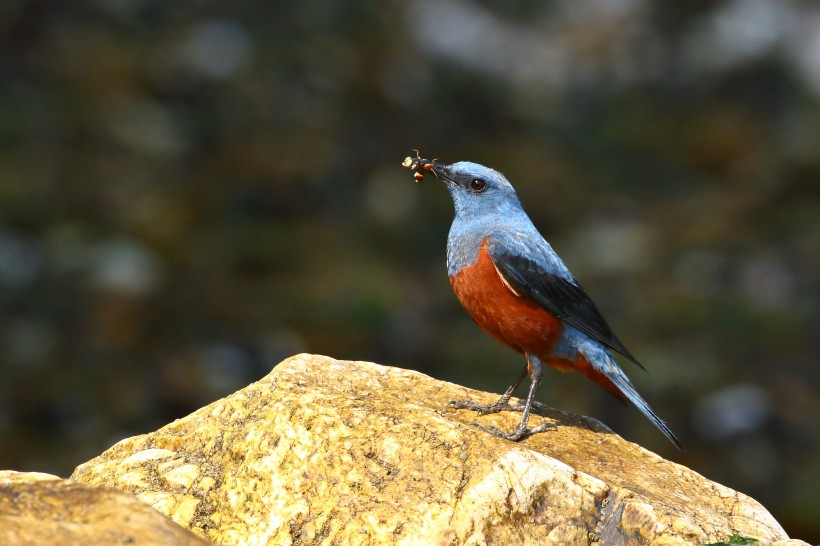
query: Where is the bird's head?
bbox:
[404,156,523,218]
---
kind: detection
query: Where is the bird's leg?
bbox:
[447,364,527,415]
[449,355,556,441]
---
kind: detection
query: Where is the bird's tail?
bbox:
[582,347,683,450]
[606,368,683,449]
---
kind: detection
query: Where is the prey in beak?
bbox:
[401,150,450,183]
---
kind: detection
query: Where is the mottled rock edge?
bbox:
[0,471,209,545]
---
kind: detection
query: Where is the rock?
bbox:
[71,354,808,545]
[0,470,210,545]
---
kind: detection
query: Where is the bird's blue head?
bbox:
[403,154,538,274]
[431,161,524,219]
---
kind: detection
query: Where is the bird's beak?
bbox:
[429,161,455,185]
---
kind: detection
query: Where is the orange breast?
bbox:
[449,239,563,357]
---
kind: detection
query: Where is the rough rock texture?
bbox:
[0,470,210,545]
[72,354,807,546]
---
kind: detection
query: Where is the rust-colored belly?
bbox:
[449,240,563,357]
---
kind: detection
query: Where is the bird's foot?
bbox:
[447,398,557,441]
[447,398,524,416]
[464,421,557,442]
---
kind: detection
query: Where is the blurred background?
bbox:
[1,0,818,541]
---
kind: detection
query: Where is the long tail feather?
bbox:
[605,366,682,450]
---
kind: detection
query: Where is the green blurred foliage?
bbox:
[1,0,818,541]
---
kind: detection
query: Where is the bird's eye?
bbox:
[470,178,487,192]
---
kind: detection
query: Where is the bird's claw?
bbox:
[447,398,525,416]
[465,421,556,441]
[448,398,557,441]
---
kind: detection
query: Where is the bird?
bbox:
[402,153,681,448]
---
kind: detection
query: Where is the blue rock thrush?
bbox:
[403,153,681,448]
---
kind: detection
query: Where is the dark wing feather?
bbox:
[488,238,646,371]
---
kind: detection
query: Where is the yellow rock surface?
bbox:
[71,354,807,545]
[0,470,209,545]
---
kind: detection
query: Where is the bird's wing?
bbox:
[486,232,645,371]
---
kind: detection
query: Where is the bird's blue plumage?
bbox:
[443,162,531,276]
[442,162,568,277]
